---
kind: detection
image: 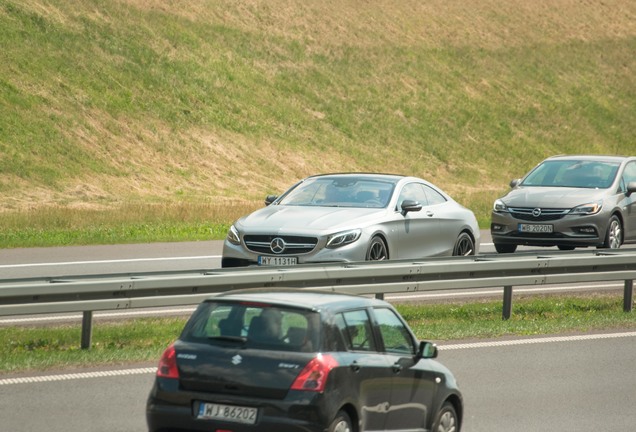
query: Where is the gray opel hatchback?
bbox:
[491,155,636,253]
[146,289,463,432]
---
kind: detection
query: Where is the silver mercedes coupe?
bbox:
[221,173,480,267]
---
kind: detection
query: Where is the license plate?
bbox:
[197,402,258,424]
[518,224,553,233]
[258,256,298,266]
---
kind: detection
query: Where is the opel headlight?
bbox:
[326,229,361,248]
[493,199,509,212]
[570,201,603,216]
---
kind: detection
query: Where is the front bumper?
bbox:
[221,236,371,268]
[490,211,605,248]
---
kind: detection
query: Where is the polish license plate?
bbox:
[258,256,298,266]
[197,402,258,424]
[518,224,553,233]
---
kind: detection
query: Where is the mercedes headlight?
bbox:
[326,229,361,248]
[226,225,241,245]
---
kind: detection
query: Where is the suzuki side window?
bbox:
[336,309,376,352]
[373,307,415,355]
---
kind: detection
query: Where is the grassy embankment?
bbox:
[2,2,636,374]
[1,0,636,247]
[1,294,635,374]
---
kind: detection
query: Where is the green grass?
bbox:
[0,202,258,247]
[0,317,186,373]
[402,295,636,340]
[1,294,634,374]
[1,1,636,246]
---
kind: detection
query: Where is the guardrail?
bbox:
[1,250,634,348]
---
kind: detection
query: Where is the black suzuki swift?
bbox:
[146,289,462,432]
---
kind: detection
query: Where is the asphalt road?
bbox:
[1,234,635,431]
[2,229,633,279]
[2,331,635,432]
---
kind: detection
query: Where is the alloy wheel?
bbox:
[607,218,622,249]
[367,237,388,260]
[453,233,475,256]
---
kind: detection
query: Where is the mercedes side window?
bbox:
[373,307,415,355]
[397,183,428,210]
[422,184,447,205]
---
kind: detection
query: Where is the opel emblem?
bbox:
[532,208,542,217]
[270,237,286,254]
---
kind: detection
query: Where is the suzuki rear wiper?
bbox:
[208,336,247,344]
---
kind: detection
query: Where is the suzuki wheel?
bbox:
[432,402,459,432]
[329,410,352,432]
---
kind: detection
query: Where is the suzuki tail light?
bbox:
[156,344,179,379]
[290,354,338,392]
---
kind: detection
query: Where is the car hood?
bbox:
[501,187,607,208]
[235,205,387,234]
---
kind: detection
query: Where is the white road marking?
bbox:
[0,256,220,269]
[0,368,157,386]
[1,331,634,386]
[439,331,636,350]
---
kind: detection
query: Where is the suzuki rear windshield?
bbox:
[180,301,321,352]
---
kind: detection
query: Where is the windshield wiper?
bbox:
[208,335,247,344]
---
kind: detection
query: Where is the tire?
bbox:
[432,402,459,432]
[328,410,352,432]
[452,232,475,256]
[602,215,622,249]
[366,236,388,261]
[494,243,517,254]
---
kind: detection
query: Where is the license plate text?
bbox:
[258,256,298,266]
[197,402,258,424]
[518,224,553,233]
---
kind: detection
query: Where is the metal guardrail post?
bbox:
[624,280,634,313]
[503,286,513,320]
[81,311,93,350]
